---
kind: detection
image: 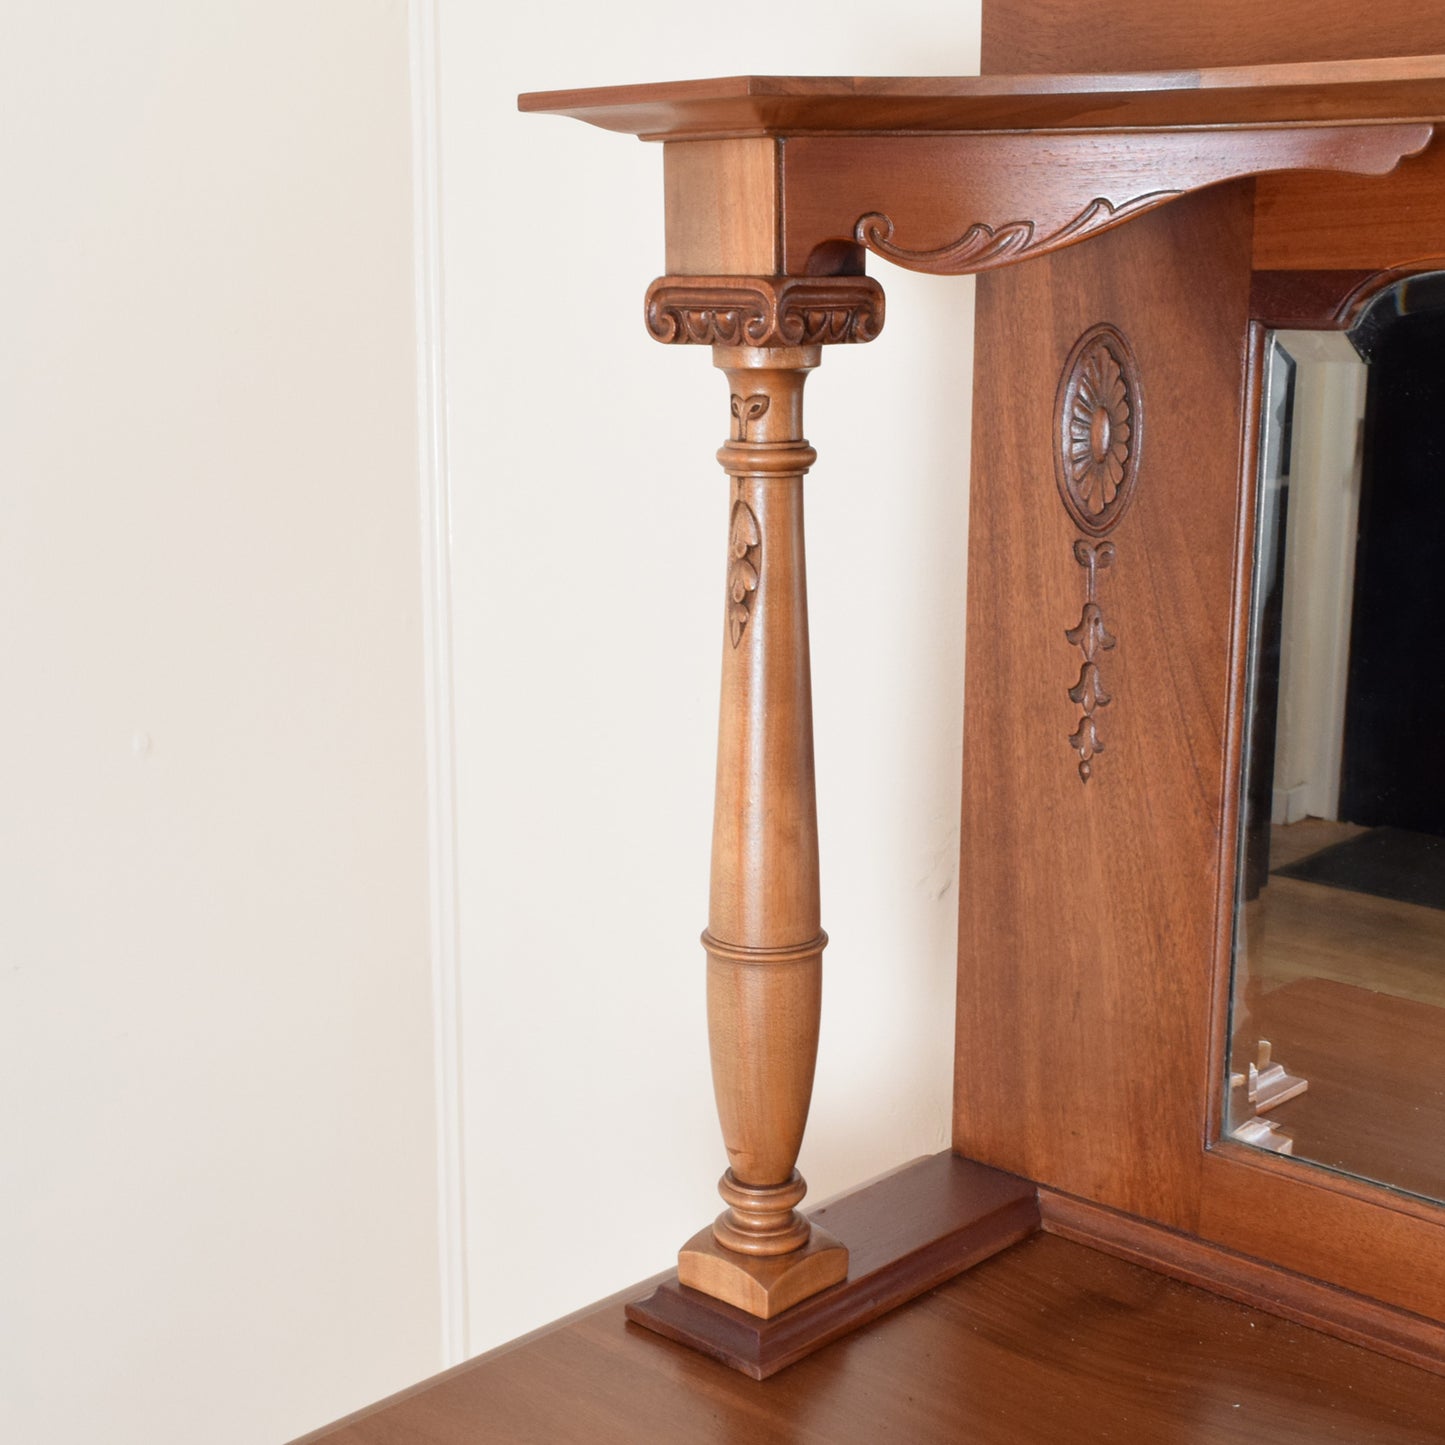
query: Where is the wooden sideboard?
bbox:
[510,38,1445,1379]
[302,4,1445,1435]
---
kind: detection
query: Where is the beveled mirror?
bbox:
[1229,273,1445,1202]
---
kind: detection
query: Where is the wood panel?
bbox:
[1201,1146,1445,1323]
[954,186,1254,1228]
[962,4,1445,1350]
[296,1233,1445,1444]
[663,140,779,274]
[982,2,1445,75]
[1254,138,1445,270]
[1041,1189,1445,1377]
[777,127,1425,278]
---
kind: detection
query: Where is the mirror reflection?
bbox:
[1229,275,1445,1201]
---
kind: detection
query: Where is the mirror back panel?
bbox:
[964,0,1445,1348]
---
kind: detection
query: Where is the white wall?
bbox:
[1272,332,1366,824]
[3,7,983,1435]
[445,1,981,1352]
[0,5,442,1442]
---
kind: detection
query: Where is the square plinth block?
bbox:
[677,1223,848,1319]
[627,1152,1039,1378]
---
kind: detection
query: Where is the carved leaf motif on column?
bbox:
[854,193,1181,276]
[1055,323,1141,784]
[724,393,769,648]
[730,393,770,440]
[727,486,761,648]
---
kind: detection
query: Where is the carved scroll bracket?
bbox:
[774,125,1433,276]
[856,192,1179,275]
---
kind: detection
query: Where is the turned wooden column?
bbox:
[645,275,884,1317]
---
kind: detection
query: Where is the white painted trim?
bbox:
[1273,783,1311,826]
[409,0,469,1366]
[1272,352,1365,832]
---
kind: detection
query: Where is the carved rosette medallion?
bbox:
[645,275,885,348]
[1055,324,1142,535]
[1055,324,1142,783]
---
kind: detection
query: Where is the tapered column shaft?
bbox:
[705,346,827,1258]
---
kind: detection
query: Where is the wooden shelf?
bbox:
[522,58,1445,279]
[520,54,1445,139]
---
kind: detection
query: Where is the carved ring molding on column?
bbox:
[644,275,885,348]
[1056,323,1141,784]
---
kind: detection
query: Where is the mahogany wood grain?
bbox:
[960,0,1445,1358]
[629,1152,1038,1377]
[778,127,1426,277]
[954,187,1256,1229]
[663,139,779,275]
[1041,1188,1445,1378]
[294,1232,1445,1444]
[1200,1146,1445,1327]
[520,57,1445,140]
[983,3,1445,74]
[1255,139,1445,271]
[654,126,1430,285]
[1249,269,1378,328]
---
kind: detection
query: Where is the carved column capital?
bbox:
[644,274,885,348]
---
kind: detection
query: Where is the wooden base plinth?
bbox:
[678,1222,848,1319]
[626,1152,1039,1378]
[1039,1185,1445,1379]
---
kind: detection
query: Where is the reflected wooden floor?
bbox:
[1234,819,1445,1196]
[296,1233,1445,1445]
[1254,977,1445,1200]
[1267,817,1370,871]
[1246,820,1445,1007]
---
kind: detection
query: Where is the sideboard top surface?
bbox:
[519,54,1445,139]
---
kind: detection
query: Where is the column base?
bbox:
[678,1223,848,1319]
[628,1153,1040,1377]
